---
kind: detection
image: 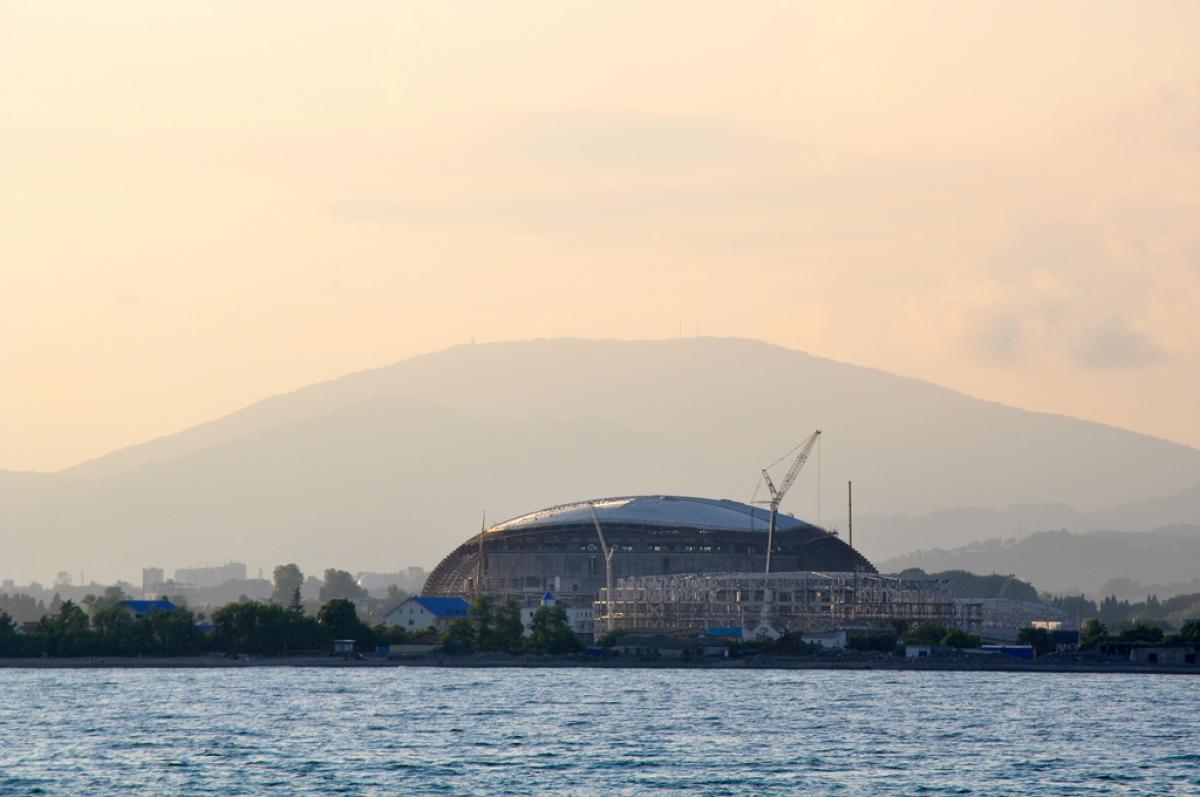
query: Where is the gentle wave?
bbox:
[0,669,1198,795]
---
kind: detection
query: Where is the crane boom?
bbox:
[759,428,822,627]
[775,430,820,503]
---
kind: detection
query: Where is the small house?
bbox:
[980,644,1035,661]
[1129,646,1198,666]
[382,596,468,632]
[612,634,725,658]
[520,592,595,639]
[117,599,177,620]
[802,630,848,649]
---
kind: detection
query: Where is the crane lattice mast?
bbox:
[757,429,822,622]
[589,503,617,633]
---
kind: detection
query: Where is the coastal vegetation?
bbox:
[442,595,583,655]
[1,562,1197,661]
[0,596,419,658]
[901,622,981,649]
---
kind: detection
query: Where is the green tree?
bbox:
[320,569,368,602]
[317,598,357,629]
[597,628,627,649]
[94,586,128,612]
[150,607,202,655]
[467,594,496,648]
[1179,619,1200,643]
[1080,618,1108,649]
[1017,627,1056,655]
[37,602,96,657]
[1116,623,1163,644]
[903,622,948,646]
[1050,594,1098,618]
[940,628,981,649]
[272,564,305,605]
[374,624,410,646]
[527,605,583,654]
[212,602,326,655]
[317,598,375,650]
[91,606,137,654]
[491,598,524,651]
[0,610,17,657]
[442,617,475,652]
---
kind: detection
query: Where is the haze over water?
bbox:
[2,668,1196,795]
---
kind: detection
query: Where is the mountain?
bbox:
[4,337,1200,583]
[858,483,1200,561]
[880,525,1200,597]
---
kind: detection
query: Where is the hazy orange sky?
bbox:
[3,2,1199,472]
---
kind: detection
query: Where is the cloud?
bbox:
[971,312,1026,364]
[495,110,751,169]
[1070,318,1167,370]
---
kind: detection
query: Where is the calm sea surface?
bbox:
[0,668,1197,795]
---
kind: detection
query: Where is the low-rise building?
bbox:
[611,634,726,658]
[382,596,468,632]
[980,644,1035,661]
[521,592,594,638]
[802,630,848,649]
[1128,645,1198,666]
[117,599,177,620]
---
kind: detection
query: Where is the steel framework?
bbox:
[595,571,981,636]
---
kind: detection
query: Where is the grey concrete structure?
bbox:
[423,495,875,607]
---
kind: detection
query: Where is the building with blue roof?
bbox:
[118,599,177,620]
[382,596,469,632]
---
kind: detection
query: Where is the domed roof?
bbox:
[488,495,821,535]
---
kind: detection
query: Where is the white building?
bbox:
[521,592,595,638]
[382,596,469,632]
[802,630,848,649]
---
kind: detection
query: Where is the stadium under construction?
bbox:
[422,494,875,608]
[423,430,980,637]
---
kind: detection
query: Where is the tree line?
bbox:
[0,596,422,658]
[442,595,583,655]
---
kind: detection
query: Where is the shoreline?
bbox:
[2,655,1198,675]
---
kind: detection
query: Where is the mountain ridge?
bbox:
[5,337,1200,583]
[880,525,1200,598]
[62,337,1198,479]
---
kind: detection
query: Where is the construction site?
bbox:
[426,429,985,639]
[594,571,982,637]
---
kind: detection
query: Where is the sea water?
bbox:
[0,668,1197,795]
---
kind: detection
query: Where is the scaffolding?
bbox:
[595,571,981,636]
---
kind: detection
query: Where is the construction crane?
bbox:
[756,429,822,623]
[589,502,617,634]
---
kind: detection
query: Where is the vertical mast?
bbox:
[848,481,853,550]
[475,511,486,598]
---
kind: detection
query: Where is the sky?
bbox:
[2,1,1199,472]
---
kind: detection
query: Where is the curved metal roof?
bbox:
[488,495,821,535]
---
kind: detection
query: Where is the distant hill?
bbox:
[859,483,1200,560]
[880,525,1200,598]
[895,568,1041,602]
[4,337,1200,583]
